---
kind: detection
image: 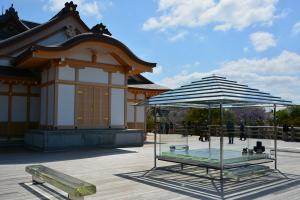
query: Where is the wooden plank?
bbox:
[0,137,300,200]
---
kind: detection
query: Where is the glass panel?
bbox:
[155,106,274,169]
[222,122,273,167]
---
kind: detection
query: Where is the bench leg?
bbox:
[32,176,44,184]
[180,163,184,170]
[68,194,84,200]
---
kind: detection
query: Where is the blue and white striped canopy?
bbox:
[142,75,293,108]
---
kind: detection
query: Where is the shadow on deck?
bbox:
[117,165,300,200]
[0,147,137,165]
[19,182,68,200]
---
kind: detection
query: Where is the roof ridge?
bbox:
[50,1,79,20]
[0,3,90,54]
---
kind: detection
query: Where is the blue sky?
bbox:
[2,0,300,103]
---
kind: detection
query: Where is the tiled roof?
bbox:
[21,20,40,29]
[128,84,169,91]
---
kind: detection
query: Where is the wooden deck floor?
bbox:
[0,134,300,200]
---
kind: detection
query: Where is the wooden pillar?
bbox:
[26,85,31,129]
[124,73,128,128]
[7,83,12,140]
[134,93,137,129]
[108,72,112,127]
[54,65,59,128]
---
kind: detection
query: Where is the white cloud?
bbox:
[183,61,201,69]
[159,51,300,103]
[168,31,188,42]
[43,0,108,19]
[292,21,300,35]
[219,50,300,74]
[143,0,278,32]
[250,32,276,52]
[153,65,163,74]
[243,47,249,53]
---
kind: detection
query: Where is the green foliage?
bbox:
[276,106,300,126]
[185,108,208,123]
[224,110,236,123]
[184,108,236,125]
[276,109,289,124]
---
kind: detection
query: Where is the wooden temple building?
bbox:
[0,2,168,150]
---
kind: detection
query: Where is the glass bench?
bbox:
[25,165,96,200]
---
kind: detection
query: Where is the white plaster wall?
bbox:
[40,87,47,125]
[58,65,75,81]
[97,54,119,65]
[78,67,108,83]
[38,31,68,46]
[136,106,145,123]
[0,83,9,92]
[136,94,145,100]
[48,66,56,81]
[111,72,125,85]
[67,50,91,61]
[11,96,27,122]
[0,95,8,121]
[127,102,134,122]
[127,92,135,99]
[30,97,40,122]
[47,85,55,125]
[110,88,124,126]
[57,84,75,126]
[41,69,48,84]
[12,84,27,93]
[30,86,40,94]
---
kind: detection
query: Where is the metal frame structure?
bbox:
[142,75,294,180]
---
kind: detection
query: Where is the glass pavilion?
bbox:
[141,75,293,180]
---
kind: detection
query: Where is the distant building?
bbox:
[0,2,168,149]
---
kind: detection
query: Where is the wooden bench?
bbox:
[224,165,271,181]
[25,165,96,200]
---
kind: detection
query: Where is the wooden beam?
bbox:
[61,58,127,73]
[0,77,39,85]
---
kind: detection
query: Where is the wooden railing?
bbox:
[152,123,300,142]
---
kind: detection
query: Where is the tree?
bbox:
[276,109,289,125]
[232,107,267,125]
[290,106,300,126]
[185,108,208,124]
[276,106,300,126]
[184,108,235,125]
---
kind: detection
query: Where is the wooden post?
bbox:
[7,83,12,141]
[291,126,295,142]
